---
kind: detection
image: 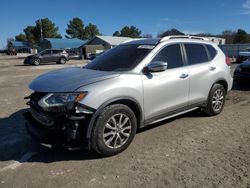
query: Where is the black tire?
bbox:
[58,57,66,64]
[91,104,137,156]
[203,84,226,116]
[33,58,40,65]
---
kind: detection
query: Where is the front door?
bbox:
[40,50,52,63]
[142,43,189,122]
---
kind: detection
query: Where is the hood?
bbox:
[29,67,120,92]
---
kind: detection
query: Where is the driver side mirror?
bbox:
[146,61,168,72]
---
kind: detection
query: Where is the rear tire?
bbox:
[58,57,66,64]
[203,84,226,116]
[91,104,137,156]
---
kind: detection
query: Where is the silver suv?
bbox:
[24,36,233,156]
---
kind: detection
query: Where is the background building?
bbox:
[81,35,132,59]
[11,41,30,53]
[206,37,226,45]
[40,38,86,50]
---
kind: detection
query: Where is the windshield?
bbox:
[85,44,154,71]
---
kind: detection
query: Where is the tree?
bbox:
[6,38,14,49]
[142,33,153,38]
[196,33,213,37]
[65,18,101,40]
[158,28,184,38]
[15,33,27,41]
[234,29,250,43]
[35,18,62,41]
[84,23,101,40]
[113,31,121,36]
[22,18,61,46]
[24,26,36,46]
[119,26,141,38]
[66,17,85,39]
[221,30,236,44]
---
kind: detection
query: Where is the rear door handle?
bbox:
[210,66,216,71]
[180,73,189,79]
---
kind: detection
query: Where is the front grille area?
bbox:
[28,92,55,127]
[26,92,90,142]
[30,107,54,127]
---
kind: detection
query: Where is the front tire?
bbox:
[33,58,40,65]
[203,84,226,116]
[91,104,137,156]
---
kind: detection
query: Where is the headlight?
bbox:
[38,92,87,111]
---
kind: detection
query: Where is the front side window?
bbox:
[85,44,154,71]
[40,50,51,56]
[151,44,184,69]
[184,44,208,65]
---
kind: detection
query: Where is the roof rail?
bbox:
[160,35,209,42]
[121,38,145,44]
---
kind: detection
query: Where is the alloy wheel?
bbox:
[103,113,132,149]
[212,89,224,112]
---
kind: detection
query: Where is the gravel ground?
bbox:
[0,54,250,188]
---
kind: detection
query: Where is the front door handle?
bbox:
[180,73,189,79]
[210,66,216,71]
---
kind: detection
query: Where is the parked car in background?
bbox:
[239,48,250,63]
[234,60,250,81]
[89,51,108,60]
[24,49,69,65]
[65,49,82,60]
[24,36,233,156]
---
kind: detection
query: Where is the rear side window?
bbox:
[206,45,217,60]
[152,44,184,69]
[184,44,208,65]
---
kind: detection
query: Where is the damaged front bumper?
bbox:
[23,93,95,149]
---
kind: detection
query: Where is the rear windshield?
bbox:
[85,44,154,71]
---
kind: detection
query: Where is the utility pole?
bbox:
[40,19,43,41]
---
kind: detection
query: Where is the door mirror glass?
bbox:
[147,61,168,72]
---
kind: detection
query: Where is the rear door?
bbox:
[51,50,61,62]
[183,43,217,105]
[142,43,190,122]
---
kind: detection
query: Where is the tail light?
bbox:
[226,56,231,66]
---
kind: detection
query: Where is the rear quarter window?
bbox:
[184,43,209,65]
[206,45,217,60]
[52,50,62,54]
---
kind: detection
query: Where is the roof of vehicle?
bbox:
[122,38,160,45]
[123,35,215,46]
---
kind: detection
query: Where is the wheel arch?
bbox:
[86,97,143,141]
[214,79,228,93]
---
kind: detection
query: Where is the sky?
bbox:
[0,0,250,48]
